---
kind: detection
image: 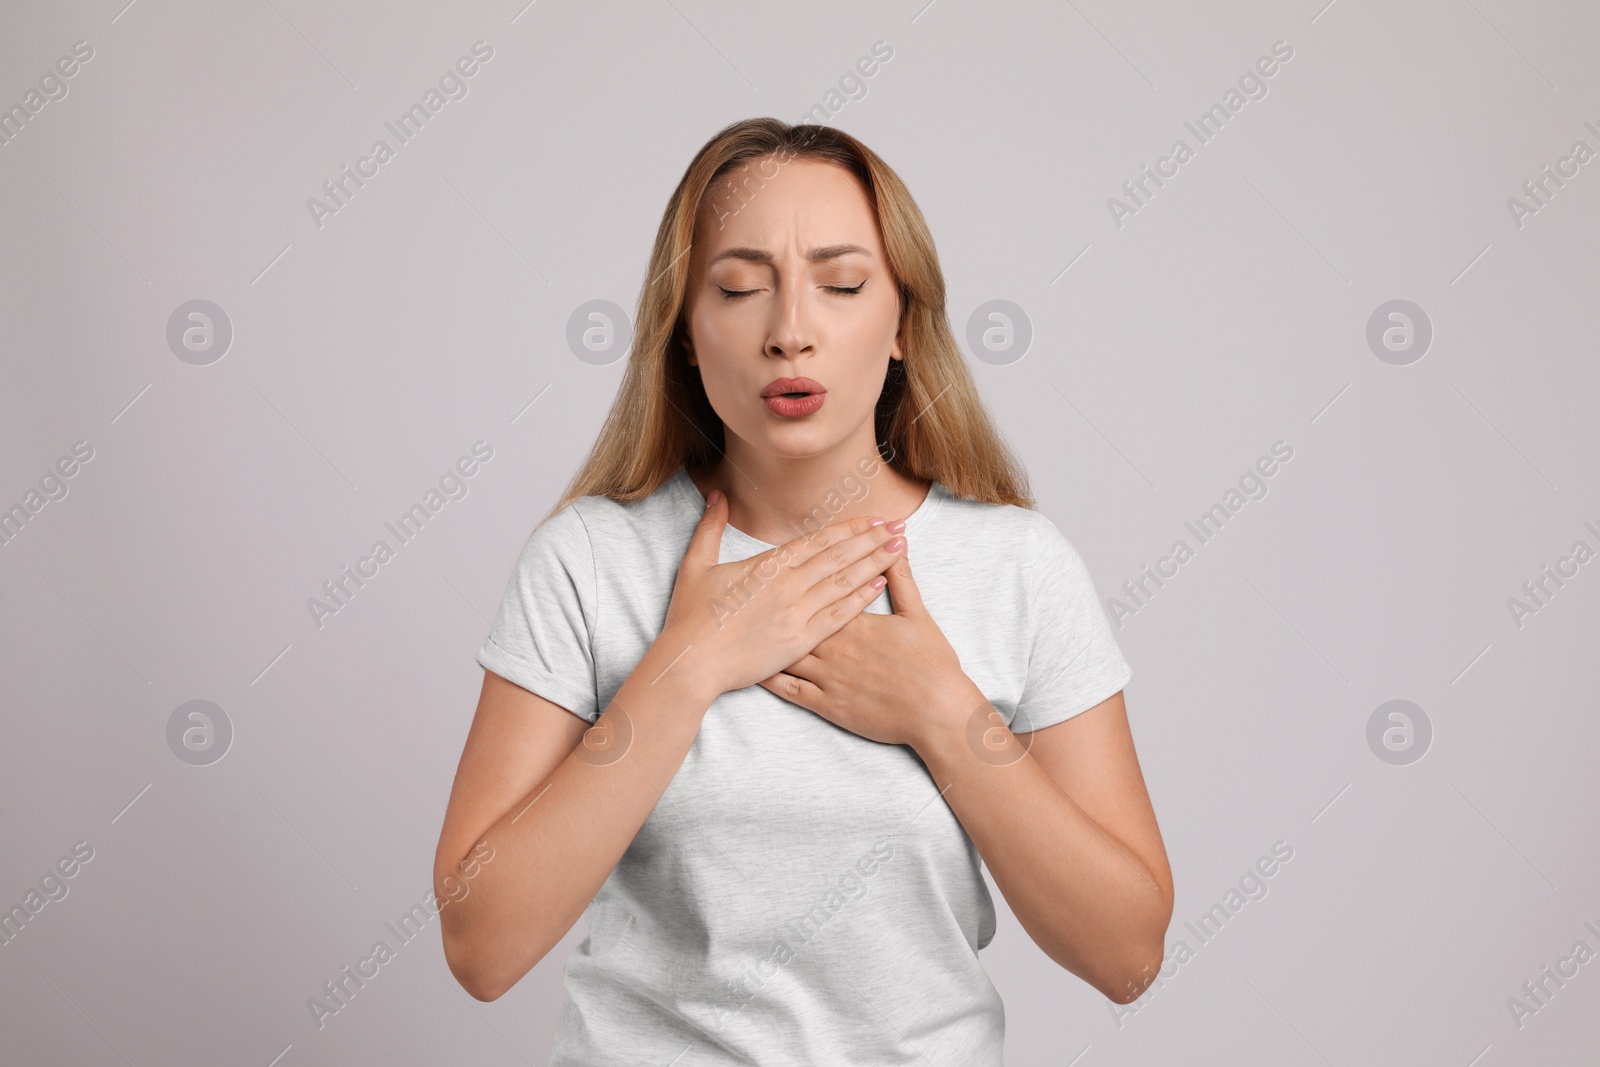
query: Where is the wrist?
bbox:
[639,631,726,708]
[910,677,990,761]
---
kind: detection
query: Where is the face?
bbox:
[682,156,903,462]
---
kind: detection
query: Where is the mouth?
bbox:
[761,377,827,417]
[760,377,826,399]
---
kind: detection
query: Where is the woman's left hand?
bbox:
[757,544,983,749]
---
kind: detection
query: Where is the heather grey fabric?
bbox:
[477,464,1132,1066]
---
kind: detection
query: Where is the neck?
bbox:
[694,439,926,547]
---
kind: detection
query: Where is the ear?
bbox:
[890,284,908,362]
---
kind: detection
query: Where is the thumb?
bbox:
[686,487,727,567]
[884,540,924,616]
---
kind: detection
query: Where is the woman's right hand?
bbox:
[656,489,908,698]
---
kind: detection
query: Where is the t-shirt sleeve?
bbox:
[476,503,601,724]
[1011,515,1133,733]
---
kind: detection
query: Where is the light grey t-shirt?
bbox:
[476,463,1132,1066]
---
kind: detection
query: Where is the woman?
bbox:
[434,117,1173,1065]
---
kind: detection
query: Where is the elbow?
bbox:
[441,919,550,1003]
[443,934,513,1002]
[458,975,505,1003]
[439,907,520,1002]
[1097,941,1168,1004]
[1092,904,1173,1005]
[433,860,566,1001]
[464,978,509,1003]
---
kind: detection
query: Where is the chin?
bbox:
[744,425,839,459]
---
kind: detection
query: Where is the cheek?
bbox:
[696,314,739,353]
[689,305,749,365]
[688,317,751,409]
[836,302,898,371]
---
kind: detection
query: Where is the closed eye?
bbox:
[717,282,866,299]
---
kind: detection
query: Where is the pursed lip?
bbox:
[760,377,826,398]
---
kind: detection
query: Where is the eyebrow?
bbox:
[709,243,874,265]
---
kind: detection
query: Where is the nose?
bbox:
[765,270,816,361]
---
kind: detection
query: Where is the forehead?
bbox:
[695,156,881,258]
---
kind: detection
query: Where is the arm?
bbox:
[435,500,904,1001]
[433,649,716,1002]
[911,685,1173,1004]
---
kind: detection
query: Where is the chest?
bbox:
[588,527,1014,952]
[589,528,1032,737]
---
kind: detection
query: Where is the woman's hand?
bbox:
[757,540,981,750]
[655,489,910,699]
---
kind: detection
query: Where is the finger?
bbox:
[760,670,822,709]
[781,651,823,684]
[773,514,888,573]
[799,530,903,620]
[806,571,887,641]
[714,513,877,592]
[882,547,924,616]
[685,487,727,567]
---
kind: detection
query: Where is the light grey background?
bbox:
[3,0,1597,1064]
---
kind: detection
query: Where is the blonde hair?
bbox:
[544,117,1034,524]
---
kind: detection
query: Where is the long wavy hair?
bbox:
[543,117,1033,523]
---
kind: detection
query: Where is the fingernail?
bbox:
[885,536,905,552]
[707,489,720,507]
[887,519,906,533]
[868,518,885,528]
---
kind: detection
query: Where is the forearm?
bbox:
[439,641,718,1000]
[913,699,1171,1002]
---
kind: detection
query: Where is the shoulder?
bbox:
[525,472,694,566]
[930,487,1098,592]
[930,486,1060,554]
